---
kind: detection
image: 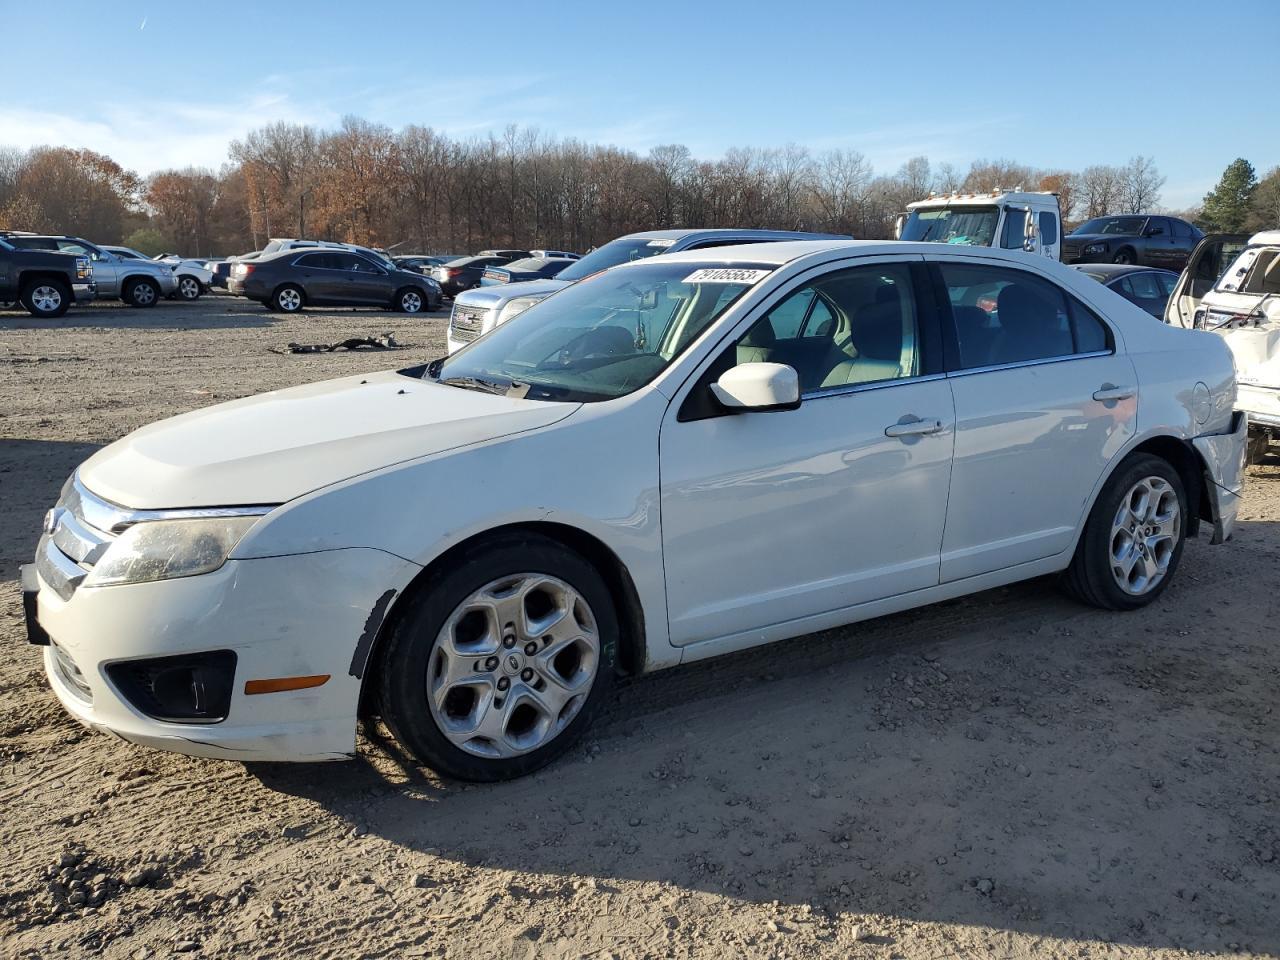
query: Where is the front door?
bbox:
[659,258,956,646]
[931,258,1137,581]
[1164,234,1250,327]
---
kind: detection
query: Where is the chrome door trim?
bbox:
[944,350,1113,380]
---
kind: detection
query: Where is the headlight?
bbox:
[497,295,546,325]
[1084,242,1106,255]
[85,515,262,587]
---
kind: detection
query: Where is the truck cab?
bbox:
[895,190,1062,261]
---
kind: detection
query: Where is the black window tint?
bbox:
[735,263,921,393]
[939,263,1108,368]
[1147,218,1168,236]
[1172,220,1191,239]
[999,211,1024,249]
[350,256,381,273]
[1039,212,1058,246]
[295,252,332,268]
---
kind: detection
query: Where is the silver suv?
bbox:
[2,234,177,306]
[447,228,849,353]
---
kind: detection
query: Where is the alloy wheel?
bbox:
[31,285,63,313]
[179,277,200,300]
[132,283,156,306]
[427,573,600,759]
[401,291,423,313]
[1109,476,1180,595]
[277,289,301,311]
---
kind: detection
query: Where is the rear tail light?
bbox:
[233,263,255,277]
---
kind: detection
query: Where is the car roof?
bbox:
[1072,263,1177,278]
[617,228,848,242]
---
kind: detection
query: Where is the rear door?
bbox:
[931,256,1136,581]
[293,252,340,304]
[1163,234,1249,327]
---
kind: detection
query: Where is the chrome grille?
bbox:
[37,479,118,601]
[449,304,489,344]
[51,643,93,703]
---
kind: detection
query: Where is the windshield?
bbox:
[261,241,284,255]
[556,237,680,282]
[420,260,774,402]
[1216,245,1280,295]
[899,206,998,246]
[1072,217,1146,236]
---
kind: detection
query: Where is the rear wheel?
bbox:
[123,277,160,308]
[1061,453,1187,610]
[176,275,202,301]
[20,279,71,318]
[272,285,304,313]
[378,533,617,781]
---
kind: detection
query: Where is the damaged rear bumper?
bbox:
[1192,411,1248,544]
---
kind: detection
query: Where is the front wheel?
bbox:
[123,277,160,308]
[1061,453,1187,610]
[1112,248,1136,265]
[20,280,71,318]
[176,275,202,301]
[378,534,617,781]
[395,287,425,314]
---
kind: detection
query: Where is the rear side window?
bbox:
[938,263,1111,369]
[1172,220,1192,239]
[295,252,335,268]
[1039,212,1058,246]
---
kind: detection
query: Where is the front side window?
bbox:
[939,263,1110,369]
[900,206,999,246]
[1117,272,1162,304]
[1172,220,1192,239]
[422,261,775,402]
[733,263,921,394]
[1000,210,1026,250]
[554,238,678,282]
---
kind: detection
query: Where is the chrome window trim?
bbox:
[67,473,275,535]
[800,371,947,402]
[945,349,1113,379]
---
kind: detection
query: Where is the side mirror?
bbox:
[893,214,906,240]
[711,362,801,412]
[1022,209,1039,253]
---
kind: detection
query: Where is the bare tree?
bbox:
[1120,155,1165,213]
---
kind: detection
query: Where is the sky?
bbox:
[2,0,1276,210]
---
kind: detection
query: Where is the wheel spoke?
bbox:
[1108,475,1180,596]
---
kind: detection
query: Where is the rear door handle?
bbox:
[1092,384,1135,402]
[885,416,945,438]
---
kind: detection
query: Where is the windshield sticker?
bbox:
[646,238,677,248]
[683,268,772,284]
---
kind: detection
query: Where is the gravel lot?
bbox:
[1,294,1278,960]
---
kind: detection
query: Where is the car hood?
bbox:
[453,278,569,309]
[78,370,579,509]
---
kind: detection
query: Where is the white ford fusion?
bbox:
[23,240,1246,781]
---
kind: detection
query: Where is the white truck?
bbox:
[1165,230,1280,463]
[895,190,1062,260]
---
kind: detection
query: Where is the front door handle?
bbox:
[885,416,945,438]
[1092,384,1135,403]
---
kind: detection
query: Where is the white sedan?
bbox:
[22,241,1246,781]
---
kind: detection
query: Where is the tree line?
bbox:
[0,118,1276,257]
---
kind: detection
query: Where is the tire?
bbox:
[20,279,71,318]
[1112,248,1136,265]
[378,533,618,781]
[395,287,425,314]
[1061,453,1188,611]
[271,285,304,313]
[176,275,202,301]
[123,277,160,308]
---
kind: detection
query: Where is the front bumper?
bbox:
[1192,411,1248,544]
[72,281,97,303]
[22,547,419,762]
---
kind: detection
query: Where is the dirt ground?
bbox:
[1,294,1278,960]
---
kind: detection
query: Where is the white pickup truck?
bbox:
[895,190,1062,261]
[1165,230,1280,463]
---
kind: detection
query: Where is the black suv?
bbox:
[0,236,96,317]
[1063,215,1203,271]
